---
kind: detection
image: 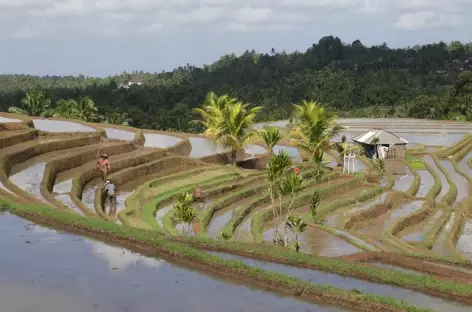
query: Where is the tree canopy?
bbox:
[1,36,472,131]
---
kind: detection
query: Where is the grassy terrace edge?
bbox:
[0,197,434,312]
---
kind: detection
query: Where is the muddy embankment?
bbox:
[99,155,208,221]
[40,141,138,209]
[71,149,168,216]
[0,132,102,203]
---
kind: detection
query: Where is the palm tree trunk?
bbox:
[231,149,236,166]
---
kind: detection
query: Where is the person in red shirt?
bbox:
[97,153,111,181]
[293,167,300,175]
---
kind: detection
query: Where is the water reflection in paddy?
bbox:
[0,213,345,312]
[32,119,96,132]
[0,116,21,123]
[143,133,182,148]
[273,145,302,162]
[104,128,135,141]
[188,136,226,158]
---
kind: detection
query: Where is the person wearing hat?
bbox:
[97,153,111,181]
[102,180,117,213]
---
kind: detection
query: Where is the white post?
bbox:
[351,153,356,173]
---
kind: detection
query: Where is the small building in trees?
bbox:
[352,128,407,160]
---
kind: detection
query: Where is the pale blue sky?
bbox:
[1,0,471,77]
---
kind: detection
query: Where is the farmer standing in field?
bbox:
[97,153,111,181]
[102,180,117,213]
[194,185,204,201]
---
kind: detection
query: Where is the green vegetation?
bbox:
[423,160,442,200]
[404,161,421,197]
[193,93,261,165]
[432,155,458,205]
[406,153,426,170]
[2,38,472,132]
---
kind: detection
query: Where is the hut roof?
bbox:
[352,128,408,145]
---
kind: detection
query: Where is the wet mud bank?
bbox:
[210,251,472,311]
[342,252,472,284]
[423,155,449,200]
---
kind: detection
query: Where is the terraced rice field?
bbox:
[2,113,472,311]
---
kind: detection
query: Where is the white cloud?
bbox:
[394,11,435,30]
[0,0,470,37]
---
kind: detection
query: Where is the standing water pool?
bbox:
[0,213,350,312]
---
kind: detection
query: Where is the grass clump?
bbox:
[406,153,426,170]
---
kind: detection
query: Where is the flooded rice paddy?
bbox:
[458,151,472,175]
[272,145,302,162]
[211,251,472,312]
[400,209,444,243]
[188,136,227,158]
[355,201,424,235]
[143,133,182,148]
[263,223,360,257]
[32,119,96,133]
[423,155,449,200]
[366,262,426,276]
[103,128,135,141]
[155,204,173,227]
[440,160,469,203]
[81,179,102,214]
[244,144,266,159]
[432,212,458,255]
[9,162,46,201]
[456,219,472,261]
[0,116,21,123]
[392,166,414,193]
[325,193,388,227]
[416,169,434,198]
[0,213,346,312]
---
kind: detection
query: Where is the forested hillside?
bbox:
[1,36,472,132]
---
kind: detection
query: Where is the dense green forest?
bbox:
[1,36,472,132]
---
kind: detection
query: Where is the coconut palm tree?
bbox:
[260,127,282,156]
[290,101,344,164]
[53,99,79,119]
[214,101,262,165]
[192,92,236,136]
[105,110,132,126]
[75,96,98,121]
[9,91,52,117]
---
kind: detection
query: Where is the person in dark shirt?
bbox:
[102,180,117,213]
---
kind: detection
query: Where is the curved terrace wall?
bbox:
[70,149,167,216]
[40,141,137,209]
[96,155,208,220]
[0,133,101,204]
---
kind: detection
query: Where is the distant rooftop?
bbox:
[352,128,408,145]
